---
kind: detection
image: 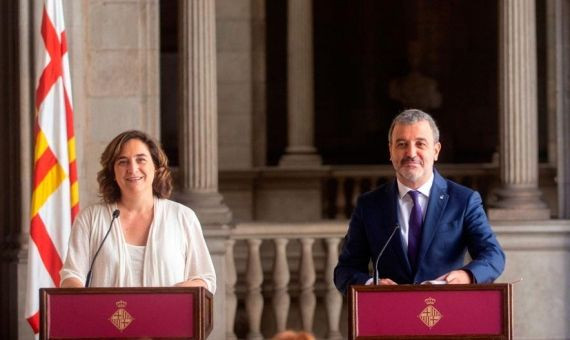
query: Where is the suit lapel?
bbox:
[417,171,449,268]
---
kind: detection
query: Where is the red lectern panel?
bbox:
[349,284,512,340]
[40,287,213,340]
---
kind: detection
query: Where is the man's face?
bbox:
[389,120,441,189]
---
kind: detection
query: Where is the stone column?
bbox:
[252,0,267,167]
[17,1,36,339]
[279,0,321,167]
[559,0,570,219]
[176,0,232,225]
[546,0,560,167]
[176,1,232,339]
[548,0,570,219]
[488,0,550,220]
[1,1,24,338]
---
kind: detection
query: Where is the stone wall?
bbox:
[70,0,160,207]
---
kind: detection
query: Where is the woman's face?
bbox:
[113,138,156,200]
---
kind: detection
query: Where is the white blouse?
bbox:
[126,244,145,286]
[60,197,216,293]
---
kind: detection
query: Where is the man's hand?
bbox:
[378,278,398,285]
[440,270,472,284]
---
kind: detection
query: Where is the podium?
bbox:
[40,287,213,339]
[349,283,512,339]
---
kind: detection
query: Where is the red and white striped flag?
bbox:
[25,0,79,334]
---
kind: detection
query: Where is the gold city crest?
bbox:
[109,300,134,332]
[418,297,442,329]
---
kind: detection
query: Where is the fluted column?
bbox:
[489,0,550,220]
[279,0,321,167]
[176,0,231,225]
[549,0,570,219]
[177,3,232,339]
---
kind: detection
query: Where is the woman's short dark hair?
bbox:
[97,130,172,203]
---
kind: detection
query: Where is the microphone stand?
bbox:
[85,209,120,287]
[373,225,400,285]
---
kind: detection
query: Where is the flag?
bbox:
[25,0,79,334]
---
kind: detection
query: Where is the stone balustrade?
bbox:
[224,220,570,340]
[226,221,347,339]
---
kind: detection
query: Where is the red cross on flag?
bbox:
[25,0,79,334]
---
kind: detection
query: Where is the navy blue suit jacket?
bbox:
[334,170,505,294]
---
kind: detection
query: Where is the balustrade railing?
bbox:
[226,222,347,340]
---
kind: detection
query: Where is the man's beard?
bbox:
[397,157,424,183]
[398,167,423,183]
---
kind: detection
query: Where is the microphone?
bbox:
[85,209,120,287]
[373,224,400,285]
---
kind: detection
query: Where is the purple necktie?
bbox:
[407,190,422,270]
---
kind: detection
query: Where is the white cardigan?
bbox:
[60,197,216,293]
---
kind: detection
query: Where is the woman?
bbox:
[60,130,216,292]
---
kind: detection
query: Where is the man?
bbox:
[334,109,505,294]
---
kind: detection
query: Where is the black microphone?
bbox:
[85,209,120,287]
[373,224,400,285]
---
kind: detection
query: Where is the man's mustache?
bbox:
[400,157,422,165]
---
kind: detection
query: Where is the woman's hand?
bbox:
[60,278,84,288]
[174,278,208,288]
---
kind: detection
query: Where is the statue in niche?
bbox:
[389,41,442,110]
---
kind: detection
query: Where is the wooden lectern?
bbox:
[40,287,213,339]
[349,283,512,339]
